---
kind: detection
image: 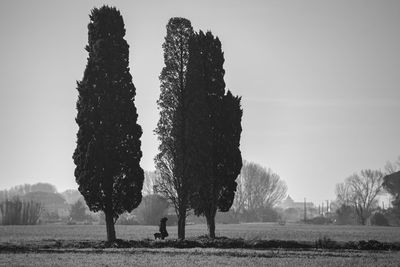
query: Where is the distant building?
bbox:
[279,195,314,209]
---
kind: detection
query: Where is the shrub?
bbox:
[315,236,337,249]
[370,212,389,226]
[307,216,332,225]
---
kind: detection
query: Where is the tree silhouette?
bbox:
[73,6,144,242]
[232,161,287,217]
[154,17,193,240]
[187,31,243,238]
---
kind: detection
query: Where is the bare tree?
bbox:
[335,182,353,206]
[233,161,287,215]
[335,169,383,225]
[232,174,246,215]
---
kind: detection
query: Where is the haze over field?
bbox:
[0,0,399,204]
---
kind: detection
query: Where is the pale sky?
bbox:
[0,0,399,205]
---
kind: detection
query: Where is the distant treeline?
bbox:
[334,156,400,226]
[0,183,81,225]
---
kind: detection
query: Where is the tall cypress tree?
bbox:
[154,17,193,240]
[188,31,243,238]
[73,6,144,242]
[184,31,213,213]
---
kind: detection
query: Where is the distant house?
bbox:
[279,195,314,209]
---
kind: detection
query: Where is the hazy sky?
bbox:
[0,0,399,204]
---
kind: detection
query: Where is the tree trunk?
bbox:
[205,209,217,239]
[105,209,116,242]
[360,215,366,225]
[177,208,186,240]
[356,206,366,225]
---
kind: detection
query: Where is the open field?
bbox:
[1,222,400,243]
[1,223,400,266]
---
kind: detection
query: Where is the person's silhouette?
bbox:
[159,217,168,240]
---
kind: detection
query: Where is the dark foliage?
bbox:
[187,31,242,238]
[3,237,400,252]
[383,208,400,226]
[73,6,144,241]
[154,17,194,240]
[217,91,243,210]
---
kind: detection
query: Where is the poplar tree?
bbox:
[73,6,144,242]
[154,17,193,240]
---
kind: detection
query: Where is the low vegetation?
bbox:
[2,235,400,252]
